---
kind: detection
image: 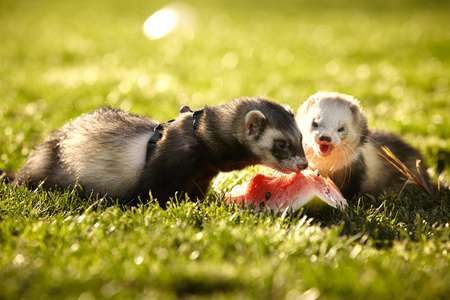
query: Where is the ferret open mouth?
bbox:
[316,143,333,157]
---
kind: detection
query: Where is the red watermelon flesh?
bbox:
[226,170,347,212]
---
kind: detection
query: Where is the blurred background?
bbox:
[0,0,449,179]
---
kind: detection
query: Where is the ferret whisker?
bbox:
[341,142,364,167]
[13,97,309,206]
[295,91,428,199]
[337,146,351,185]
[357,133,381,145]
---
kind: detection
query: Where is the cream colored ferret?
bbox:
[295,92,428,199]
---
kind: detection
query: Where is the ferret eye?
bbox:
[312,121,318,128]
[275,141,287,149]
[338,126,345,132]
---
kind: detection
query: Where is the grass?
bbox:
[0,0,449,299]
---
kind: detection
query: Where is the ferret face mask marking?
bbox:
[245,110,308,173]
[14,96,312,206]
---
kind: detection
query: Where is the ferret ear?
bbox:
[302,97,317,112]
[350,102,368,134]
[349,103,361,120]
[245,110,267,136]
[284,104,294,117]
[296,98,315,120]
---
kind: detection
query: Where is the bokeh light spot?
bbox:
[143,9,178,39]
[325,61,340,75]
[222,52,239,69]
[276,49,293,66]
[356,64,371,79]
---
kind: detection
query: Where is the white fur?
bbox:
[244,110,266,136]
[60,131,152,196]
[248,127,282,165]
[298,95,363,177]
[278,155,309,173]
[360,142,384,193]
[245,110,266,125]
[248,127,307,173]
[296,92,428,197]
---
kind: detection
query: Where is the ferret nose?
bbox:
[319,135,331,143]
[297,160,308,171]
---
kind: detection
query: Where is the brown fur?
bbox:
[12,97,308,206]
[296,92,428,199]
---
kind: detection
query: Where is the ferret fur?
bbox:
[295,92,428,199]
[13,97,308,206]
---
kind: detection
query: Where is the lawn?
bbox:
[0,0,449,299]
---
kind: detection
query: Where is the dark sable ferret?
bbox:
[295,92,429,199]
[11,97,308,206]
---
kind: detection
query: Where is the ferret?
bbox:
[7,97,308,206]
[295,91,428,199]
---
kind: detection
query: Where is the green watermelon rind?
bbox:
[226,170,348,212]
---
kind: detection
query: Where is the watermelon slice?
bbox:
[225,170,347,212]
